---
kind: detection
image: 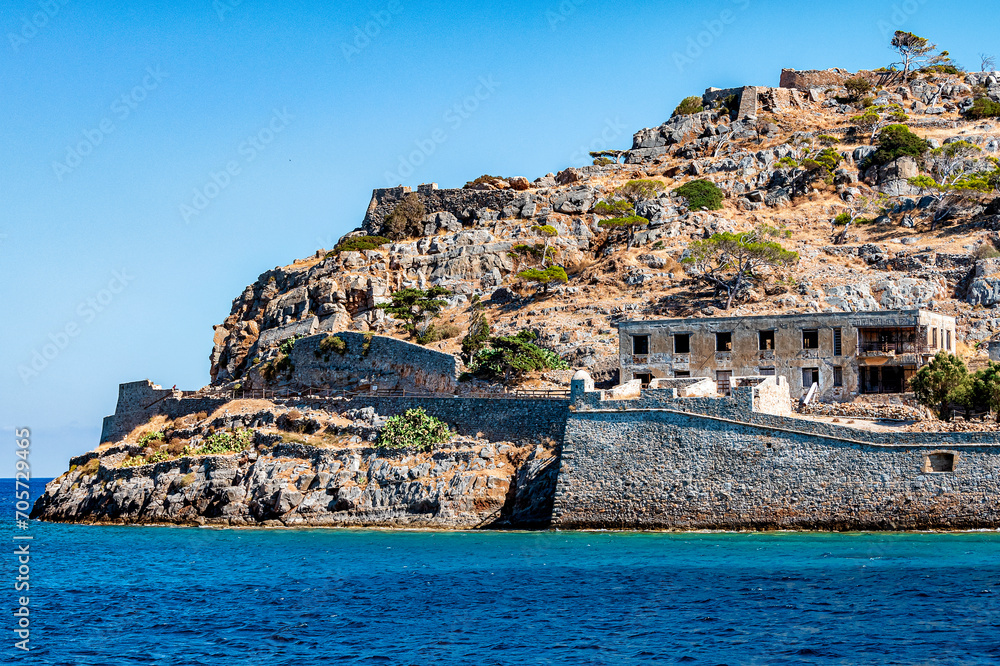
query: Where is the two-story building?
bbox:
[617,309,957,402]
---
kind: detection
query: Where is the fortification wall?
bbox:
[286,331,461,393]
[362,186,523,234]
[341,395,570,444]
[100,380,228,444]
[554,376,1000,530]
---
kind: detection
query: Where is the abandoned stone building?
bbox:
[618,309,957,402]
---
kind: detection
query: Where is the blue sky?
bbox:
[3,0,997,476]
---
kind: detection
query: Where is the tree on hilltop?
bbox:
[889,31,951,76]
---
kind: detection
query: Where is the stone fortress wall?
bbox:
[551,372,1000,530]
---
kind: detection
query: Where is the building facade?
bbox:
[617,309,957,402]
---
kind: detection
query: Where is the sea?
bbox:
[3,478,998,665]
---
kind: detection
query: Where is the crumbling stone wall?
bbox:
[362,185,524,235]
[100,380,227,444]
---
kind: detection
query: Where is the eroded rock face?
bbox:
[31,436,558,529]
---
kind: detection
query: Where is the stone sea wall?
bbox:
[553,377,1000,530]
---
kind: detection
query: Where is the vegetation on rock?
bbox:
[377,287,451,343]
[674,179,723,211]
[672,96,704,117]
[382,194,426,240]
[466,330,568,383]
[330,236,391,254]
[379,408,451,451]
[868,123,928,166]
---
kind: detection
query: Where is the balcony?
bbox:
[859,341,930,356]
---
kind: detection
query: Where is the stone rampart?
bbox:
[100,380,228,444]
[554,373,1000,530]
[362,186,523,234]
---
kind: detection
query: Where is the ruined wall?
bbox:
[285,332,461,394]
[554,378,1000,530]
[100,381,228,444]
[340,395,570,444]
[361,185,526,235]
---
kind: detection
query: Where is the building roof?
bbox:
[616,309,955,330]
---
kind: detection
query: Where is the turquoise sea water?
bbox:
[4,479,999,665]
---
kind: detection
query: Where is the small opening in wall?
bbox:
[924,452,955,473]
[674,371,691,377]
[802,329,819,349]
[635,373,652,386]
[674,333,690,354]
[758,330,775,350]
[716,332,732,352]
[632,335,649,355]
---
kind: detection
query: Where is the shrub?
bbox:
[418,322,462,344]
[377,287,451,341]
[672,96,704,116]
[518,266,568,293]
[317,334,347,358]
[843,76,873,100]
[868,124,929,166]
[185,428,255,456]
[120,455,146,468]
[138,431,164,446]
[379,408,452,452]
[801,147,843,184]
[329,236,390,255]
[381,193,426,240]
[974,242,1000,260]
[776,156,799,169]
[910,352,968,421]
[80,458,100,476]
[817,134,839,146]
[468,330,569,382]
[592,157,615,166]
[461,304,491,363]
[968,97,1000,119]
[147,450,170,464]
[674,179,724,211]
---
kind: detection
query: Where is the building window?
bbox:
[758,330,775,350]
[635,372,652,386]
[674,370,690,377]
[946,330,951,351]
[716,332,732,352]
[759,367,775,376]
[802,367,819,387]
[632,335,649,355]
[674,334,690,354]
[833,367,843,387]
[802,329,819,349]
[716,370,732,396]
[833,328,842,356]
[931,328,938,348]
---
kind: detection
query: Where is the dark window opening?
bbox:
[946,330,952,351]
[632,335,649,355]
[716,332,732,352]
[925,452,955,473]
[635,372,652,386]
[759,367,775,376]
[833,367,843,387]
[674,334,690,354]
[716,370,732,396]
[802,329,819,349]
[674,370,690,377]
[758,330,775,350]
[833,328,842,356]
[802,367,819,387]
[859,366,906,394]
[932,328,938,348]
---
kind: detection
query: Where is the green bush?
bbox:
[318,334,347,357]
[120,455,147,468]
[592,157,615,166]
[869,124,929,166]
[968,97,1000,119]
[185,428,255,456]
[844,76,873,100]
[379,408,451,452]
[382,194,426,240]
[329,236,391,255]
[518,266,568,293]
[468,330,569,382]
[674,179,724,211]
[817,134,839,146]
[672,96,704,116]
[138,431,164,446]
[910,352,968,421]
[776,156,799,169]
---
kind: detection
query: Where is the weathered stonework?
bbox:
[552,374,1000,530]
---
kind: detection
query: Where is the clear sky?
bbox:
[3,0,997,476]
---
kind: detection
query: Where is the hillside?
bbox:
[208,68,1000,393]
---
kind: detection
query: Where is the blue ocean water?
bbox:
[3,479,999,665]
